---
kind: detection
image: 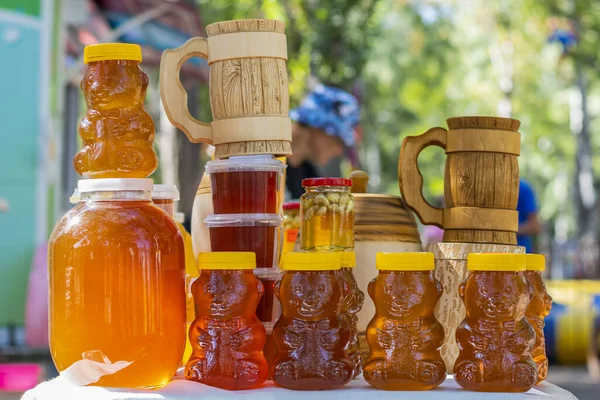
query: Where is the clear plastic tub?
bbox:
[205,155,285,214]
[204,214,283,269]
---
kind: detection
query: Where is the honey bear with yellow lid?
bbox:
[525,254,552,384]
[272,252,354,390]
[185,252,268,390]
[363,252,445,391]
[454,253,537,392]
[74,43,158,178]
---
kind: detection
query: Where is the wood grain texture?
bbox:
[206,19,285,36]
[399,116,521,245]
[206,19,290,157]
[213,140,292,159]
[443,230,517,245]
[399,127,447,227]
[446,116,520,131]
[428,242,525,372]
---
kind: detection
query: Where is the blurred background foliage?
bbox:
[192,0,600,248]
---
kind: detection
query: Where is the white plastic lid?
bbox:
[204,213,283,227]
[69,189,80,204]
[152,184,180,201]
[205,155,286,174]
[175,212,185,223]
[77,178,153,193]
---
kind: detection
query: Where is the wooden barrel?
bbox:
[400,116,520,245]
[160,19,292,158]
[428,242,525,372]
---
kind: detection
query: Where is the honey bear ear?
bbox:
[368,279,376,299]
[458,280,466,302]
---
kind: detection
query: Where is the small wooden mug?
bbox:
[399,116,521,245]
[160,19,292,158]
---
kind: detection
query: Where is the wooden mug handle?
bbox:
[399,127,447,228]
[159,37,213,144]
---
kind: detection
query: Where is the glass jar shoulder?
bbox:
[50,201,182,246]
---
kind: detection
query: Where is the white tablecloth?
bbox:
[22,375,578,400]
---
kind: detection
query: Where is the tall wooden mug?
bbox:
[399,116,521,245]
[159,19,292,158]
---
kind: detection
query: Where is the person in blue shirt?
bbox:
[517,180,541,253]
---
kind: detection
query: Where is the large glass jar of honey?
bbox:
[48,178,186,388]
[300,178,354,251]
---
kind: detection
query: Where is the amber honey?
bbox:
[205,214,282,269]
[49,179,185,388]
[186,252,268,390]
[74,44,157,178]
[206,156,285,214]
[364,253,445,391]
[525,254,552,384]
[454,253,537,392]
[273,252,353,390]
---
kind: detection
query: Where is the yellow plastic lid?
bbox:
[282,252,340,271]
[340,252,356,268]
[84,43,142,64]
[526,254,546,271]
[197,252,256,270]
[376,252,434,271]
[467,253,526,272]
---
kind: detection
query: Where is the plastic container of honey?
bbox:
[48,178,185,388]
[205,155,285,214]
[204,214,283,269]
[152,184,180,217]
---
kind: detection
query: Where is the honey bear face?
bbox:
[195,270,263,319]
[278,271,341,321]
[461,272,532,322]
[82,63,148,110]
[369,271,442,321]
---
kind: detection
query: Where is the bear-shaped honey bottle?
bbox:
[75,43,158,178]
[338,251,364,378]
[364,252,445,390]
[525,254,552,384]
[454,253,537,392]
[185,252,268,390]
[272,252,354,390]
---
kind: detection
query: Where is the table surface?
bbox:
[22,375,579,400]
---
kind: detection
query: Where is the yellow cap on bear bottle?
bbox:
[282,252,340,271]
[525,254,546,271]
[376,252,434,271]
[84,43,142,64]
[467,253,526,272]
[197,252,256,270]
[340,252,356,268]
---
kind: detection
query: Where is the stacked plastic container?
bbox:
[202,155,286,341]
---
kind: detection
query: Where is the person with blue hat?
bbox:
[286,83,361,198]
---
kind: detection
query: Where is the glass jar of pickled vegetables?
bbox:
[300,178,355,251]
[282,202,300,257]
[49,178,186,388]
